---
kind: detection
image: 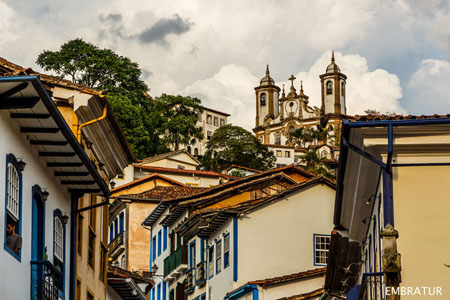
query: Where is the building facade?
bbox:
[253,53,346,167]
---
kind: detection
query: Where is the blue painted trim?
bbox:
[119,212,124,233]
[152,235,157,261]
[224,233,230,268]
[233,217,238,282]
[224,284,258,300]
[158,230,162,257]
[163,227,168,251]
[4,153,23,262]
[150,227,153,269]
[157,282,161,300]
[162,281,167,300]
[189,240,196,269]
[313,234,330,266]
[208,245,214,279]
[54,208,67,296]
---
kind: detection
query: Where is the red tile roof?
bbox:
[249,267,326,287]
[348,114,450,121]
[138,149,200,165]
[135,165,229,178]
[224,164,261,173]
[120,186,210,201]
[111,174,186,193]
[277,288,325,300]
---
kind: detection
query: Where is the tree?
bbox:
[154,94,204,151]
[202,125,276,172]
[36,39,204,159]
[300,150,333,178]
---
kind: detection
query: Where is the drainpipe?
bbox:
[76,100,107,143]
[69,193,81,300]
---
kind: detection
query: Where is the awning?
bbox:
[108,278,147,300]
[0,76,109,196]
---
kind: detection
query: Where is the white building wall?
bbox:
[237,184,335,283]
[0,110,72,300]
[135,171,222,187]
[261,276,324,300]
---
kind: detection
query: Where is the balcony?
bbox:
[360,272,385,300]
[184,268,195,294]
[108,231,124,259]
[163,246,188,280]
[30,260,63,300]
[196,261,207,287]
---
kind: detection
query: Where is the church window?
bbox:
[187,146,192,154]
[289,126,296,135]
[194,148,199,156]
[289,102,294,107]
[321,151,327,159]
[275,135,281,145]
[341,82,345,96]
[326,81,332,95]
[260,93,266,106]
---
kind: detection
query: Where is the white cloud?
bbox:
[406,59,450,114]
[0,1,16,49]
[179,51,406,131]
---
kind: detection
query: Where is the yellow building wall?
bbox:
[76,195,108,300]
[127,202,158,272]
[394,166,450,299]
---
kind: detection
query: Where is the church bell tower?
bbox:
[255,65,280,127]
[319,52,347,115]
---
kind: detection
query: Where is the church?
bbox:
[253,52,346,167]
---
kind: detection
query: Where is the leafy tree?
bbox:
[202,125,275,172]
[152,94,204,151]
[229,169,247,178]
[300,150,333,178]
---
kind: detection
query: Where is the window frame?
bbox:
[285,151,291,158]
[158,230,162,256]
[213,116,218,127]
[88,227,96,269]
[326,81,333,95]
[4,154,23,261]
[220,118,225,126]
[224,233,230,268]
[313,234,330,266]
[260,93,266,106]
[208,245,214,279]
[216,239,222,274]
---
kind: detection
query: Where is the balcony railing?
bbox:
[359,272,385,300]
[196,261,207,286]
[184,268,195,294]
[108,231,124,257]
[163,245,188,279]
[30,260,63,300]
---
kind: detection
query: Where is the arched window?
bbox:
[194,148,199,156]
[289,126,296,135]
[275,134,281,145]
[321,151,327,159]
[187,146,192,154]
[260,93,266,106]
[341,82,345,96]
[326,81,332,95]
[5,154,22,259]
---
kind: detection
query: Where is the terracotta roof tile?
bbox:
[111,174,186,193]
[277,288,325,300]
[121,186,210,201]
[349,114,450,121]
[224,164,261,173]
[135,165,229,178]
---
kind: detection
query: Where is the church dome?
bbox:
[325,51,340,74]
[260,65,275,86]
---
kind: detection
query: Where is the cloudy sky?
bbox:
[1,0,449,130]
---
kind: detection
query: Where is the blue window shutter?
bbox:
[114,218,118,237]
[163,227,168,251]
[158,230,162,256]
[157,283,161,300]
[109,225,113,243]
[119,212,124,233]
[162,281,167,300]
[152,236,156,261]
[200,238,204,261]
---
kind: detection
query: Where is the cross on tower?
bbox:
[289,75,296,87]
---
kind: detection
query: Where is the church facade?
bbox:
[253,53,346,167]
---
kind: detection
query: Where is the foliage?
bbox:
[364,109,397,117]
[36,39,203,159]
[153,94,204,151]
[229,169,247,178]
[202,125,276,172]
[299,150,333,179]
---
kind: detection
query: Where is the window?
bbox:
[54,215,64,264]
[189,241,196,269]
[276,150,282,157]
[275,135,281,145]
[88,228,96,268]
[152,236,156,261]
[186,183,200,187]
[321,151,327,158]
[163,227,168,251]
[76,279,81,300]
[220,118,225,126]
[285,151,291,158]
[326,81,332,95]
[89,195,96,230]
[208,246,214,278]
[216,240,222,274]
[157,283,161,300]
[314,234,330,266]
[207,114,212,125]
[207,131,212,140]
[224,234,230,268]
[87,290,94,300]
[158,230,162,256]
[289,126,295,135]
[198,113,202,122]
[177,165,185,170]
[260,93,266,106]
[341,82,345,96]
[78,214,84,255]
[6,159,20,221]
[119,212,124,233]
[117,173,124,179]
[187,146,192,154]
[213,116,218,127]
[100,244,107,283]
[194,148,199,156]
[109,223,113,243]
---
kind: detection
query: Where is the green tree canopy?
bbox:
[202,125,275,172]
[36,39,204,159]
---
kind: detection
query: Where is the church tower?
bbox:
[255,65,280,127]
[319,52,347,115]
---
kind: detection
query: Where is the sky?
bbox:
[0,0,449,130]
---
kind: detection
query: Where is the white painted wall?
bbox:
[136,170,221,187]
[0,110,72,300]
[261,276,324,300]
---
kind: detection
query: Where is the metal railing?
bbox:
[184,268,195,293]
[108,231,124,255]
[163,245,188,278]
[359,272,385,300]
[30,260,62,300]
